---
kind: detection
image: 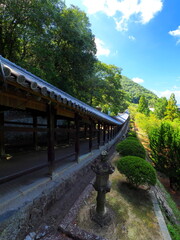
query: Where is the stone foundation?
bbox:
[0,158,96,240]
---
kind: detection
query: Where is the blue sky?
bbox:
[65,0,180,104]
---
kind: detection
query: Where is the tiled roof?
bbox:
[0,56,128,125]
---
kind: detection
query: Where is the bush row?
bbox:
[116,131,156,188]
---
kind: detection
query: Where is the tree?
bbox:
[121,76,158,105]
[90,61,127,115]
[148,121,180,190]
[154,97,168,119]
[0,1,97,103]
[0,0,59,61]
[165,94,178,121]
[137,95,150,116]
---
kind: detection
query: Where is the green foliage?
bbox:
[90,61,128,114]
[167,224,180,240]
[148,121,180,189]
[0,0,97,103]
[154,97,168,119]
[135,112,161,134]
[0,1,129,113]
[165,94,179,121]
[128,104,138,121]
[121,76,158,105]
[117,156,157,187]
[116,138,145,158]
[127,131,137,138]
[137,95,150,116]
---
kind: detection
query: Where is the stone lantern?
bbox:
[91,150,115,225]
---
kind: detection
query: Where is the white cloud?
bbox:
[152,89,180,104]
[82,0,163,31]
[95,38,110,56]
[169,26,180,37]
[132,77,144,83]
[128,35,136,41]
[169,26,180,45]
[172,85,180,90]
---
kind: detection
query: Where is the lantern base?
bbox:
[90,205,112,227]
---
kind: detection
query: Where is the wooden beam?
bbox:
[56,107,75,119]
[4,126,47,132]
[47,103,55,177]
[0,92,46,111]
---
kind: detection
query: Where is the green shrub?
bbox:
[167,223,180,240]
[126,136,139,142]
[128,131,137,138]
[117,156,157,187]
[116,139,145,158]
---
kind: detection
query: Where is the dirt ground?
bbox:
[76,154,163,240]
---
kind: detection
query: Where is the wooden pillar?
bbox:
[112,126,114,138]
[89,119,93,152]
[0,111,5,158]
[103,123,106,144]
[84,123,87,139]
[110,125,113,140]
[75,113,80,161]
[33,113,38,150]
[47,103,55,177]
[54,116,57,146]
[115,126,118,136]
[107,124,109,142]
[97,121,100,147]
[67,120,70,144]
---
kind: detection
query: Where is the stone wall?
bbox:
[0,158,96,240]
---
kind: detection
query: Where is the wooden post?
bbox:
[47,103,55,177]
[54,116,57,146]
[107,125,110,142]
[33,113,38,150]
[115,126,117,136]
[89,119,92,152]
[0,111,5,158]
[97,121,100,147]
[67,120,70,144]
[84,123,88,139]
[110,125,113,140]
[103,123,106,144]
[75,113,80,161]
[112,126,114,138]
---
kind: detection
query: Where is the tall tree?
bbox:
[154,97,168,119]
[0,1,97,102]
[164,93,178,121]
[137,95,150,116]
[90,61,127,115]
[149,122,180,190]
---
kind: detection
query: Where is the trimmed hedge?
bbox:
[116,138,145,158]
[117,156,157,187]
